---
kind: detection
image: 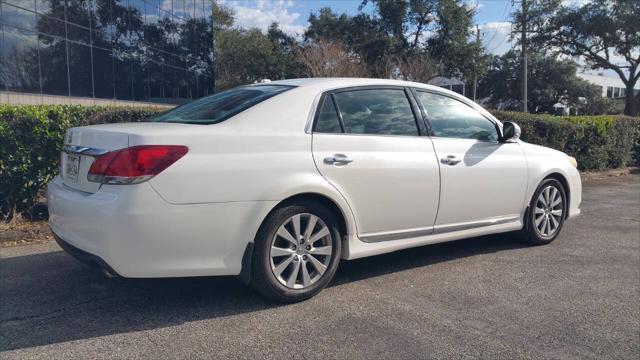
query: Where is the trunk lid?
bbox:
[60,122,195,193]
[61,127,130,192]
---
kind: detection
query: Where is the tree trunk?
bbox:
[624,80,638,116]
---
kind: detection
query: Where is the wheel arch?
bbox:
[238,191,353,285]
[529,171,571,220]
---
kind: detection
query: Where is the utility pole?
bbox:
[211,0,216,94]
[473,24,480,102]
[521,0,528,112]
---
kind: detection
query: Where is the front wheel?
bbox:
[250,201,342,302]
[521,178,567,245]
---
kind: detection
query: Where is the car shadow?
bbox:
[462,141,502,167]
[0,233,528,351]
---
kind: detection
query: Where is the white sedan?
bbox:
[47,78,581,302]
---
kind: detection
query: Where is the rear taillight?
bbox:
[88,145,188,184]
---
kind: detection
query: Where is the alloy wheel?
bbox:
[269,213,333,289]
[534,185,564,237]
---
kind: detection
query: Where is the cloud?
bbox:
[222,0,306,36]
[478,21,513,55]
[464,0,484,11]
[561,0,591,7]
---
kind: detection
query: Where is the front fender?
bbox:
[522,142,582,220]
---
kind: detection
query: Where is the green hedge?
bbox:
[0,105,166,220]
[1,105,639,221]
[492,111,640,171]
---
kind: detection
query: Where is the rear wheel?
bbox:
[521,178,567,245]
[250,201,341,302]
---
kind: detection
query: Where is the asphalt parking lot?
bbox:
[1,175,639,359]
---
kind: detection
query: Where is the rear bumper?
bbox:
[53,232,120,277]
[47,176,277,278]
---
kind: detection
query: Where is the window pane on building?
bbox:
[2,0,212,103]
[173,0,187,19]
[64,0,90,28]
[92,46,114,98]
[39,33,68,95]
[68,42,93,97]
[1,3,37,31]
[67,23,91,44]
[35,0,52,15]
[36,12,66,38]
[187,70,197,99]
[163,64,176,98]
[114,54,133,100]
[131,57,146,100]
[147,60,163,98]
[4,0,36,12]
[1,26,40,93]
[177,68,188,98]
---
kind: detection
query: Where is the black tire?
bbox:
[521,178,567,245]
[250,201,342,303]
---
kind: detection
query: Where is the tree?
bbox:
[360,0,409,55]
[395,52,439,82]
[267,23,304,80]
[305,8,392,77]
[305,7,351,44]
[215,28,277,89]
[427,0,487,85]
[296,39,368,77]
[305,1,479,81]
[515,0,640,115]
[479,50,604,114]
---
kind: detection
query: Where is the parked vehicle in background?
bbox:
[47,78,581,302]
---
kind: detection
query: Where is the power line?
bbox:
[487,21,513,53]
[481,1,512,50]
[521,0,528,113]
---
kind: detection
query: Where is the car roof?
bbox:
[266,77,448,93]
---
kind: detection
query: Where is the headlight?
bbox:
[568,156,578,168]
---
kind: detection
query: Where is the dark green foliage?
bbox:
[492,111,640,171]
[0,105,165,220]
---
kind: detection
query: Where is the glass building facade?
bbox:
[0,0,213,102]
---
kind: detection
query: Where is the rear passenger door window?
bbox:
[414,91,498,142]
[331,89,419,136]
[314,96,343,133]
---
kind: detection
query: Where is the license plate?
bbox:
[65,154,80,183]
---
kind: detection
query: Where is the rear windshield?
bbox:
[150,84,294,125]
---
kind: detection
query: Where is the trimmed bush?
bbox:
[0,105,165,220]
[492,111,640,171]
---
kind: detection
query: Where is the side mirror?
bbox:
[501,121,521,142]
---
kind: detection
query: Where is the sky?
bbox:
[219,0,516,56]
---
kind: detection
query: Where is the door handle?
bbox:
[324,154,353,165]
[441,155,461,166]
